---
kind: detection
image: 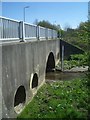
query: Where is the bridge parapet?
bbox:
[0,16,57,42]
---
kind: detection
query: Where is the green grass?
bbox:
[17,77,89,119]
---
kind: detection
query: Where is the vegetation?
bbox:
[17,77,88,119]
[56,53,88,70]
[62,21,90,52]
[37,20,60,31]
[36,20,61,38]
[62,20,90,74]
[30,19,90,119]
[65,53,88,69]
[88,22,90,72]
[35,19,90,70]
[36,20,89,53]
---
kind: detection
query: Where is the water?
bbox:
[46,71,86,82]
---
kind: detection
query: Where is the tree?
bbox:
[88,2,90,72]
[37,20,62,38]
[37,20,61,31]
[62,21,89,51]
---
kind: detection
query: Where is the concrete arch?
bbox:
[30,73,38,94]
[32,73,38,88]
[14,85,26,114]
[46,52,55,73]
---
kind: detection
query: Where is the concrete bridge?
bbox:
[2,39,60,118]
[0,16,84,118]
[0,16,60,118]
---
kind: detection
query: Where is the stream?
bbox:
[45,71,86,82]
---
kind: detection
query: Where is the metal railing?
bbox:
[0,17,20,40]
[0,16,58,42]
[53,30,57,39]
[24,22,37,39]
[39,26,46,39]
[48,29,53,39]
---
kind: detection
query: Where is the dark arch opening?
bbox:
[46,52,55,73]
[32,73,38,88]
[14,86,26,107]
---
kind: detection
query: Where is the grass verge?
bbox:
[17,77,89,119]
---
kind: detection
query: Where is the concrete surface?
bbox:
[0,44,2,120]
[60,39,84,60]
[1,39,60,118]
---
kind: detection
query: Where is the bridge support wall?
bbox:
[2,39,60,118]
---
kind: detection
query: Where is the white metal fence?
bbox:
[24,23,37,39]
[39,26,46,39]
[0,17,20,40]
[0,16,57,42]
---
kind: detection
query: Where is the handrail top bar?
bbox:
[0,16,38,27]
[0,16,20,23]
[39,26,54,30]
[48,28,53,30]
[53,29,57,31]
[39,26,47,29]
[24,22,37,27]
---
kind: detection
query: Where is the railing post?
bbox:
[19,21,26,42]
[0,18,2,39]
[37,26,40,40]
[45,28,48,40]
[52,30,53,39]
[61,45,64,72]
